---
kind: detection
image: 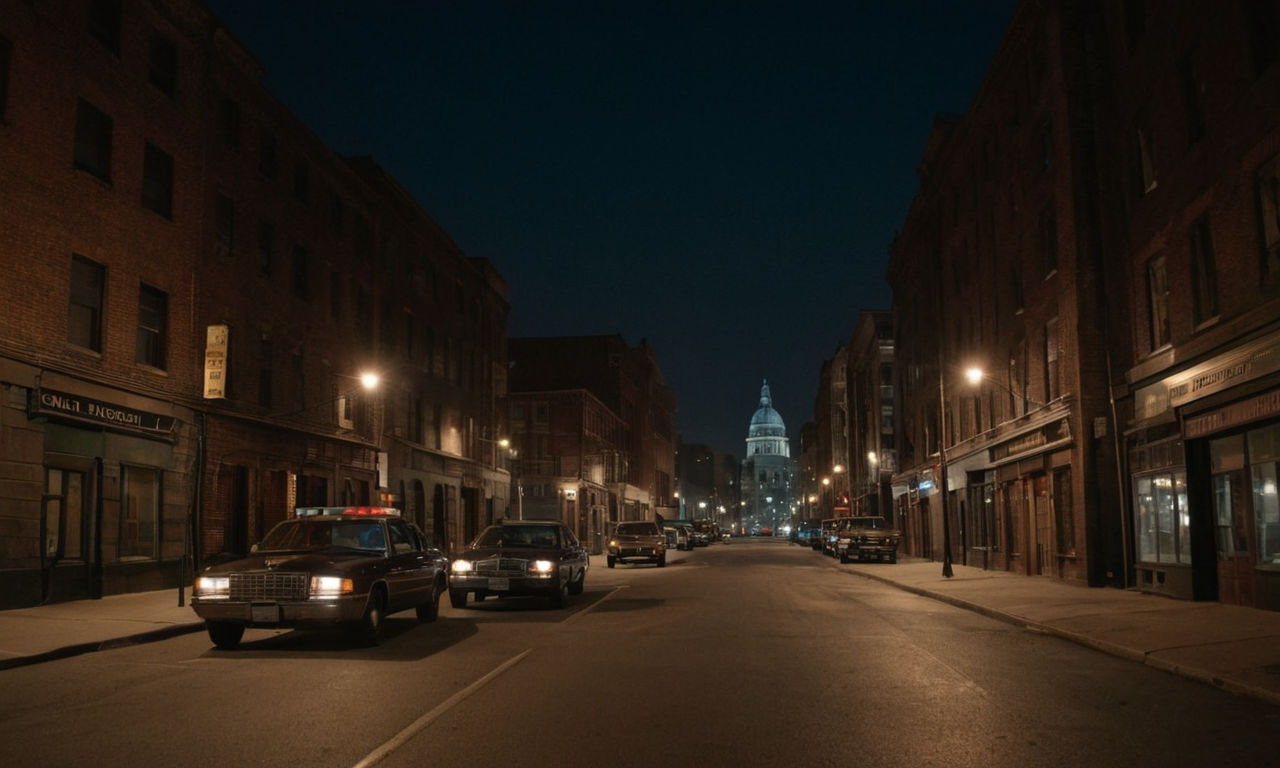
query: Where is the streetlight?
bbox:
[938,353,954,578]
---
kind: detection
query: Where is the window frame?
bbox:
[148,32,177,97]
[136,282,167,369]
[119,465,163,562]
[1189,214,1219,326]
[1146,253,1171,350]
[69,254,105,352]
[141,142,174,219]
[73,98,113,182]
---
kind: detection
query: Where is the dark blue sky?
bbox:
[202,0,1016,455]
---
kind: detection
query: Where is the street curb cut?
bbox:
[841,566,1280,707]
[0,622,206,672]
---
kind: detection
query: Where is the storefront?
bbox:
[1128,329,1280,609]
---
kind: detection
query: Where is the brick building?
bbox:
[0,0,508,606]
[847,311,896,523]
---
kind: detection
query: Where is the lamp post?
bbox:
[938,353,954,578]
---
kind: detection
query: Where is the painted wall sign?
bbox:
[204,324,229,399]
[1184,389,1280,438]
[31,388,176,438]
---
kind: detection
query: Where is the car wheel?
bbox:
[449,588,467,609]
[207,621,244,650]
[839,551,850,564]
[548,576,566,608]
[607,555,616,568]
[657,552,666,567]
[356,590,385,646]
[416,580,442,622]
[567,568,585,595]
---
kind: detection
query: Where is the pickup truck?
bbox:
[832,516,900,564]
[608,521,666,567]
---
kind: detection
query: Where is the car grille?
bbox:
[472,557,527,576]
[229,571,309,601]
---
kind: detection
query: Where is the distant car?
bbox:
[609,521,666,567]
[449,520,588,608]
[832,516,901,563]
[191,506,448,650]
[663,523,694,551]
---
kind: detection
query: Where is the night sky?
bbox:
[201,0,1016,456]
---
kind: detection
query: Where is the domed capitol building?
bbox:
[740,380,795,535]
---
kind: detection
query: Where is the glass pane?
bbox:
[1175,471,1190,564]
[1249,424,1280,463]
[1213,473,1235,557]
[1254,461,1280,565]
[1135,476,1158,562]
[1211,434,1245,473]
[1155,475,1177,563]
[65,471,83,559]
[122,467,159,560]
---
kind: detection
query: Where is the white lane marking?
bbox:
[351,648,533,768]
[561,585,627,625]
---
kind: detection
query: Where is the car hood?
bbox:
[459,545,562,561]
[200,551,372,574]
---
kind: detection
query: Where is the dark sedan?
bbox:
[449,520,588,609]
[191,507,448,649]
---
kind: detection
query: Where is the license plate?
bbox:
[487,577,509,591]
[251,604,279,623]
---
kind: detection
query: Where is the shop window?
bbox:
[141,142,173,219]
[120,466,161,561]
[73,99,113,181]
[1212,435,1249,557]
[1250,424,1280,566]
[69,254,105,352]
[148,32,177,97]
[45,467,87,561]
[1133,470,1190,565]
[136,282,167,369]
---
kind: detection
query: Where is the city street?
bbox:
[1,538,1276,768]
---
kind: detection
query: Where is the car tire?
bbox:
[567,568,585,595]
[356,590,385,646]
[657,552,666,567]
[449,588,467,609]
[207,621,244,650]
[416,580,441,622]
[840,551,850,564]
[607,555,616,568]
[548,576,566,608]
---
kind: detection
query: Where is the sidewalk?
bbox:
[2,559,1279,708]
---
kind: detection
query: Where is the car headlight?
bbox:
[452,559,474,574]
[310,576,354,598]
[608,539,618,548]
[529,560,555,574]
[195,575,229,599]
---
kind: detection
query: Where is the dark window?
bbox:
[69,255,104,352]
[353,215,371,262]
[0,34,12,121]
[257,219,274,275]
[1247,0,1280,77]
[258,129,277,178]
[215,193,234,257]
[1124,0,1145,51]
[1180,54,1205,145]
[1146,253,1170,349]
[136,283,167,369]
[1044,316,1059,403]
[290,245,309,299]
[141,142,173,218]
[1039,205,1058,275]
[1257,154,1280,280]
[73,99,113,181]
[293,159,310,203]
[329,271,342,319]
[1190,215,1219,325]
[1136,119,1158,196]
[148,33,177,97]
[330,192,345,237]
[88,0,121,55]
[258,337,272,408]
[217,97,240,151]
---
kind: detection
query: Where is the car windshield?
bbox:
[838,517,886,530]
[258,519,387,552]
[616,523,657,535]
[473,524,560,548]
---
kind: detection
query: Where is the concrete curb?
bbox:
[841,566,1280,707]
[0,622,206,672]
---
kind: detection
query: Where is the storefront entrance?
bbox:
[1210,434,1255,605]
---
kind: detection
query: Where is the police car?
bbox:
[191,506,448,649]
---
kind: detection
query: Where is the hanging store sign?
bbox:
[989,418,1071,464]
[30,388,176,439]
[203,324,229,399]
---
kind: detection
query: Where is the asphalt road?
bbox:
[1,539,1276,768]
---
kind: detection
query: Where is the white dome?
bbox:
[748,380,787,438]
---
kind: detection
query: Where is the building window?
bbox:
[329,192,345,237]
[257,220,274,275]
[1250,424,1280,567]
[69,254,104,352]
[1257,154,1280,280]
[73,99,113,181]
[1011,263,1024,312]
[1189,214,1219,325]
[148,32,177,97]
[1124,0,1145,51]
[1044,316,1060,402]
[1134,470,1189,565]
[1,34,12,121]
[141,142,174,218]
[535,402,549,424]
[217,96,240,151]
[1146,253,1170,349]
[353,215,371,262]
[120,466,161,561]
[293,159,310,203]
[258,337,272,408]
[258,129,277,179]
[1180,54,1205,145]
[290,245,309,299]
[1135,119,1158,196]
[1039,204,1057,276]
[45,467,87,561]
[215,193,234,257]
[136,283,167,369]
[1247,0,1280,77]
[88,0,122,55]
[329,270,342,319]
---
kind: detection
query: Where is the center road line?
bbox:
[561,584,626,625]
[351,648,533,768]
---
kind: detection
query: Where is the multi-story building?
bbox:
[0,0,508,607]
[847,311,896,523]
[740,380,794,533]
[1106,1,1280,609]
[676,441,740,529]
[508,335,678,528]
[887,0,1127,584]
[809,351,850,518]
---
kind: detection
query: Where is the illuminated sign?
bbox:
[31,388,176,440]
[204,324,229,399]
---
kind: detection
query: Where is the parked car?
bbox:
[449,520,588,608]
[832,516,901,563]
[820,518,840,555]
[191,506,448,650]
[608,521,667,567]
[663,523,694,551]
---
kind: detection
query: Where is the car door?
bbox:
[385,519,430,611]
[560,524,586,582]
